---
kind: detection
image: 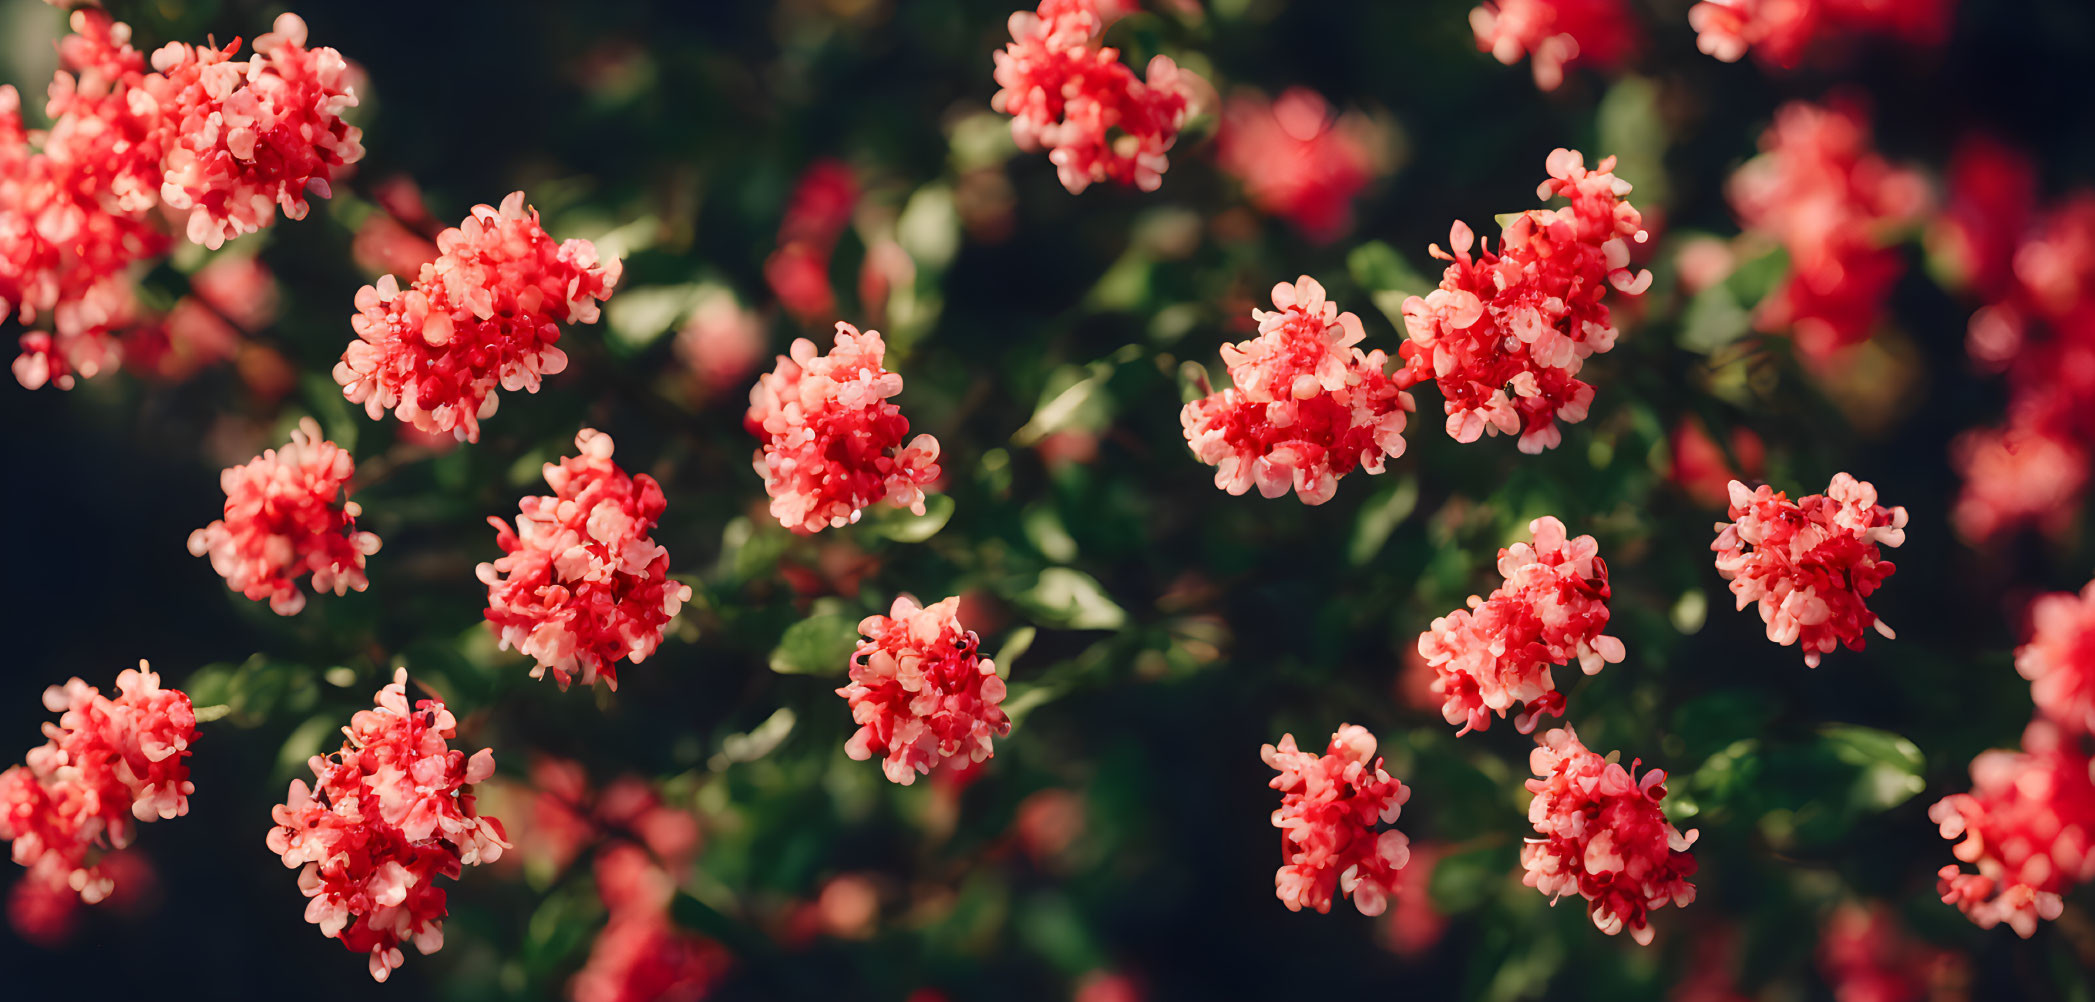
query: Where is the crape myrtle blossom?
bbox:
[1470,0,1639,91]
[2016,580,2095,737]
[1929,721,2095,938]
[1522,726,1698,945]
[266,669,509,982]
[1212,88,1384,244]
[1262,725,1412,916]
[1710,474,1906,668]
[837,596,1010,785]
[478,429,692,692]
[1400,149,1652,453]
[1181,275,1414,505]
[1689,0,1954,68]
[334,192,622,443]
[0,664,196,906]
[991,0,1199,194]
[1418,516,1625,735]
[187,417,381,616]
[746,322,942,533]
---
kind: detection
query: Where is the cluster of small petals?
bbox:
[186,418,379,616]
[1262,725,1411,916]
[1181,275,1413,505]
[1689,0,1953,68]
[478,429,692,692]
[1521,726,1697,945]
[1418,516,1625,735]
[266,669,508,982]
[837,596,1010,786]
[1471,0,1639,91]
[1929,722,2095,938]
[1816,904,1965,1002]
[991,0,1199,194]
[1400,149,1650,453]
[334,192,621,443]
[746,322,942,533]
[1710,474,1906,667]
[2015,581,2095,737]
[0,664,196,907]
[1212,89,1383,243]
[764,159,859,323]
[1726,101,1929,360]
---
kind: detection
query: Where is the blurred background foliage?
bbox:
[4,0,2095,999]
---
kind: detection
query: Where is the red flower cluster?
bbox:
[1470,0,1640,91]
[478,429,692,691]
[1261,725,1412,916]
[1816,904,1966,1002]
[0,664,195,907]
[838,596,1009,785]
[746,322,943,533]
[1181,275,1413,504]
[1689,0,1953,68]
[2,10,359,389]
[2017,580,2095,738]
[1400,149,1651,453]
[1711,474,1906,668]
[991,0,1198,194]
[1930,721,2095,938]
[1726,100,1928,361]
[1522,726,1697,945]
[334,191,622,443]
[187,418,381,616]
[1418,516,1625,736]
[1212,89,1383,243]
[266,669,509,982]
[571,845,731,1002]
[765,159,859,324]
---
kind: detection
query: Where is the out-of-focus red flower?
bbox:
[1377,841,1446,958]
[1213,88,1384,243]
[1471,0,1640,91]
[1075,971,1145,1002]
[1932,137,2039,302]
[2016,579,2095,738]
[1015,789,1086,863]
[766,159,860,324]
[1817,904,1966,1002]
[571,845,730,1002]
[1689,0,1954,68]
[1931,721,2095,938]
[1669,418,1766,509]
[674,289,767,401]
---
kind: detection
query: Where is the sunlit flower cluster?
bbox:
[838,596,1009,786]
[187,418,381,616]
[1181,275,1413,504]
[1212,89,1383,243]
[1418,516,1625,735]
[1930,721,2095,938]
[1689,0,1953,68]
[334,191,621,443]
[1261,725,1412,916]
[765,159,859,324]
[266,669,509,982]
[478,429,692,691]
[0,665,195,906]
[1522,726,1697,945]
[991,0,1198,194]
[1470,0,1639,91]
[1400,149,1651,453]
[747,322,943,533]
[1711,474,1906,667]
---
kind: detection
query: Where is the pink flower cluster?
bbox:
[1689,0,1953,68]
[991,0,1198,194]
[2016,581,2095,738]
[746,322,942,533]
[334,192,622,443]
[1726,100,1929,362]
[1212,89,1382,244]
[187,418,381,616]
[837,596,1010,785]
[0,664,195,906]
[1181,275,1413,504]
[1400,149,1651,453]
[1522,726,1697,945]
[2,10,359,389]
[1470,0,1640,91]
[1418,516,1625,736]
[266,669,509,982]
[1929,720,2095,938]
[1710,474,1906,668]
[478,429,692,691]
[765,159,859,324]
[1261,725,1411,916]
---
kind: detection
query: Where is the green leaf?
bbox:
[1347,240,1430,300]
[768,614,861,675]
[605,283,699,349]
[1677,282,1751,353]
[1819,723,1927,811]
[863,493,955,543]
[1015,568,1127,630]
[1429,843,1509,914]
[275,714,339,781]
[993,626,1037,677]
[1347,474,1418,566]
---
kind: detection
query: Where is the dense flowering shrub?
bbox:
[1929,721,2095,938]
[334,192,622,443]
[1689,0,1954,68]
[1711,475,1906,668]
[1399,149,1651,453]
[1469,0,1639,91]
[1418,516,1625,735]
[2015,581,2095,737]
[478,429,692,691]
[747,322,943,533]
[837,596,1009,785]
[0,664,195,906]
[1522,727,1697,945]
[1212,89,1382,243]
[765,159,859,323]
[991,0,1198,194]
[266,669,509,982]
[1261,724,1411,916]
[187,417,381,616]
[1181,275,1413,504]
